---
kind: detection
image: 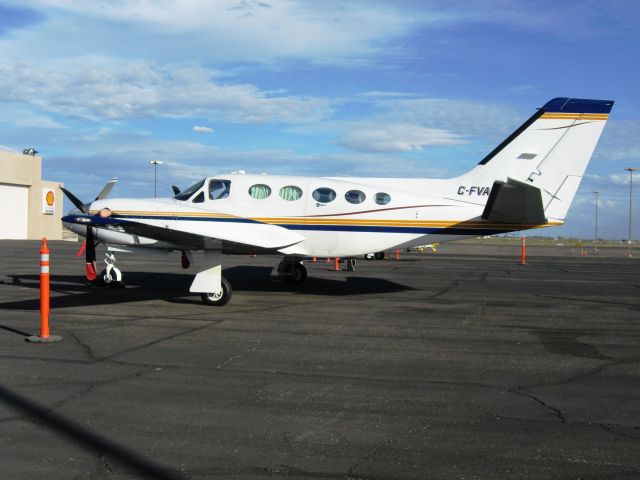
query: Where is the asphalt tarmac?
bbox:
[0,239,639,479]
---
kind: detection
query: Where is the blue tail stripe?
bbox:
[542,97,614,114]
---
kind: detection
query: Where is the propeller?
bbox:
[60,186,89,213]
[95,177,117,201]
[61,178,118,282]
[85,223,97,281]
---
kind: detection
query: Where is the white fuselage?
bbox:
[64,172,524,257]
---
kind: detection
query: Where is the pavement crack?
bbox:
[66,321,226,366]
[599,423,640,441]
[508,386,566,423]
[534,294,640,309]
[68,331,101,362]
[215,341,262,370]
[98,451,114,474]
[0,367,161,427]
[428,280,459,300]
[520,358,635,390]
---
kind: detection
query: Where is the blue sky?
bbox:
[0,0,638,239]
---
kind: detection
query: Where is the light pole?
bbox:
[149,160,163,198]
[625,168,639,257]
[593,190,599,246]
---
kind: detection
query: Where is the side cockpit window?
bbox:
[209,179,231,200]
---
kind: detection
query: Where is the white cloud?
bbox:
[337,123,466,153]
[507,85,539,95]
[372,97,522,136]
[0,104,65,129]
[0,0,431,65]
[193,125,214,133]
[609,172,636,187]
[0,58,335,123]
[595,120,640,163]
[297,96,519,154]
[43,124,452,201]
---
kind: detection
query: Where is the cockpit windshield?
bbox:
[174,179,205,201]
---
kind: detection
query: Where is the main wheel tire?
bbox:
[374,252,385,260]
[200,276,232,306]
[279,261,307,286]
[288,262,307,285]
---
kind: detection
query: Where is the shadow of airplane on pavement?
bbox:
[0,266,413,311]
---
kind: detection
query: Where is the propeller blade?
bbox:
[95,177,118,201]
[172,185,180,195]
[85,226,97,281]
[60,187,89,214]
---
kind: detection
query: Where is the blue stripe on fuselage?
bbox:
[280,224,515,236]
[65,213,518,237]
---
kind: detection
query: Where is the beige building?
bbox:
[0,150,64,240]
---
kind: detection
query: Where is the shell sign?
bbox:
[42,188,56,215]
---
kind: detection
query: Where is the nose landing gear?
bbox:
[97,252,124,288]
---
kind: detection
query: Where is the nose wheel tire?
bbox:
[201,277,232,306]
[94,267,125,288]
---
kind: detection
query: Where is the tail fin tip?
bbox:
[542,97,614,114]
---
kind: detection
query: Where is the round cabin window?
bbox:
[375,192,391,205]
[345,190,366,204]
[279,186,303,201]
[248,184,272,199]
[312,187,336,203]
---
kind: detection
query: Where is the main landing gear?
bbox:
[199,256,306,307]
[277,257,307,285]
[190,262,233,306]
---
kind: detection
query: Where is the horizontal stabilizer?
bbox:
[482,178,546,225]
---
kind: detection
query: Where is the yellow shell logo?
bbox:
[45,190,55,206]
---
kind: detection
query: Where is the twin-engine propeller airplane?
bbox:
[62,97,613,306]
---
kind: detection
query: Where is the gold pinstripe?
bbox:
[540,113,609,120]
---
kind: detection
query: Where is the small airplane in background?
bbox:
[62,97,613,306]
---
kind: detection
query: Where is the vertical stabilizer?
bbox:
[459,97,613,222]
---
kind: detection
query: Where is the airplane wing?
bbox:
[63,212,305,253]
